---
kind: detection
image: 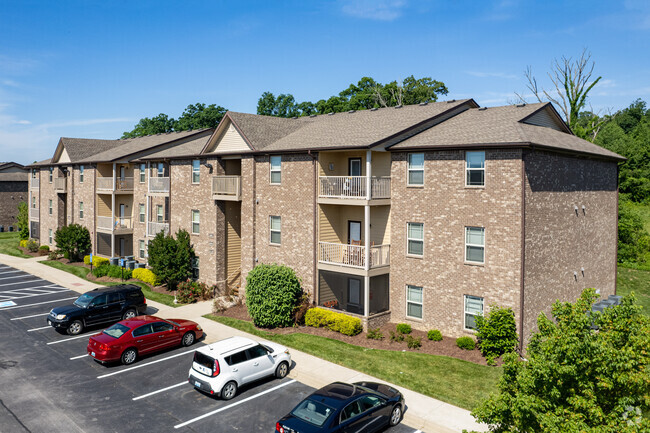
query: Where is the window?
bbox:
[157,163,164,177]
[406,285,423,319]
[156,205,163,223]
[270,156,281,184]
[466,151,485,187]
[152,322,173,333]
[133,324,153,337]
[31,197,36,208]
[139,240,145,259]
[224,350,247,366]
[139,204,145,223]
[49,229,52,244]
[464,295,484,330]
[407,153,424,186]
[191,210,200,234]
[246,345,268,359]
[79,165,84,183]
[79,202,84,219]
[407,222,423,256]
[48,167,53,183]
[139,163,146,183]
[192,257,199,279]
[270,216,281,244]
[192,160,200,183]
[465,227,485,264]
[32,169,36,178]
[48,199,53,215]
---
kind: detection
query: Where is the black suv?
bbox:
[47,285,147,335]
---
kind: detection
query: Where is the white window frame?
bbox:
[465,226,485,264]
[48,199,52,215]
[79,202,84,219]
[191,210,200,234]
[270,215,281,245]
[31,196,36,208]
[406,222,424,257]
[464,295,484,331]
[48,167,53,183]
[270,156,281,184]
[407,153,424,186]
[48,229,53,244]
[157,163,164,177]
[139,163,146,183]
[406,285,423,320]
[192,160,200,184]
[79,165,84,183]
[156,205,163,223]
[465,151,485,187]
[191,257,200,279]
[139,204,145,223]
[139,240,145,259]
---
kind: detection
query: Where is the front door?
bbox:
[348,158,362,176]
[348,221,361,245]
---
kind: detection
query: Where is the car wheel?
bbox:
[275,361,289,379]
[121,348,137,365]
[122,309,136,320]
[389,405,402,426]
[221,381,238,400]
[182,332,195,347]
[67,320,83,335]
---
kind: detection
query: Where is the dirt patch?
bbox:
[214,304,491,366]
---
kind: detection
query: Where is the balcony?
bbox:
[147,221,169,237]
[212,176,241,201]
[97,216,133,234]
[318,242,390,274]
[54,177,67,193]
[318,176,390,205]
[96,177,134,193]
[29,208,39,220]
[149,177,170,194]
[30,178,39,189]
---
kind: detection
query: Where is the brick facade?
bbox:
[0,181,28,230]
[39,167,61,246]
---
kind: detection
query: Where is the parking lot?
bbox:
[0,264,421,433]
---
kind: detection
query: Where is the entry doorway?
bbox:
[348,158,361,176]
[348,221,361,245]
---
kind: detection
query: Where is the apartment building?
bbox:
[0,162,28,231]
[30,99,623,345]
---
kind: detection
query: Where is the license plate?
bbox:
[91,352,95,357]
[194,381,201,388]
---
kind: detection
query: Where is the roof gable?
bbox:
[520,104,570,133]
[203,117,253,154]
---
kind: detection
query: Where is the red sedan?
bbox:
[87,315,203,365]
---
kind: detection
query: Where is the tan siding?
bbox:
[318,272,336,304]
[226,201,241,279]
[214,124,249,153]
[370,206,390,245]
[97,195,111,217]
[371,152,391,177]
[524,108,565,131]
[318,206,338,243]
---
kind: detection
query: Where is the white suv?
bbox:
[188,336,291,400]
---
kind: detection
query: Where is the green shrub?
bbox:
[246,264,303,328]
[475,305,518,366]
[17,202,29,241]
[304,307,362,336]
[133,268,160,286]
[54,223,91,262]
[367,328,384,340]
[83,255,110,267]
[406,335,422,349]
[389,330,405,342]
[456,336,476,350]
[176,280,213,303]
[427,329,443,341]
[147,229,195,289]
[396,323,412,334]
[27,240,39,252]
[92,264,109,277]
[92,264,131,279]
[39,245,50,252]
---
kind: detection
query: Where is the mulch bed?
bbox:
[18,246,48,257]
[214,304,491,366]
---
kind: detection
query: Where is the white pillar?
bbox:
[111,163,116,257]
[364,150,372,318]
[364,275,370,318]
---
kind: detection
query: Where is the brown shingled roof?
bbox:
[135,133,213,160]
[59,137,121,162]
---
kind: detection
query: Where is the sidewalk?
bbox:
[0,253,488,433]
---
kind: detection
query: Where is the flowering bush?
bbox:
[83,255,110,267]
[176,280,214,304]
[132,268,160,286]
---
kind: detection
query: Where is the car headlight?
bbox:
[56,314,67,320]
[196,325,202,331]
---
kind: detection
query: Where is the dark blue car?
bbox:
[276,381,405,433]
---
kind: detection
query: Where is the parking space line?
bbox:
[10,312,50,320]
[27,326,51,332]
[46,334,90,345]
[0,270,22,276]
[0,289,71,301]
[0,297,77,311]
[97,350,196,379]
[0,286,62,294]
[173,379,297,429]
[70,354,88,360]
[0,274,38,281]
[0,279,46,287]
[132,381,187,401]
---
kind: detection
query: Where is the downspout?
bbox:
[519,151,526,352]
[364,150,371,318]
[252,156,257,270]
[309,150,318,303]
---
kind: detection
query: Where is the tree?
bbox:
[16,202,28,240]
[122,113,176,138]
[617,201,650,263]
[146,229,195,290]
[470,289,650,433]
[54,224,91,262]
[245,263,303,328]
[517,49,603,141]
[175,103,226,130]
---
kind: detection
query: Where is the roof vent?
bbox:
[517,103,526,107]
[478,107,487,111]
[419,102,428,106]
[394,105,403,109]
[328,112,335,116]
[348,110,355,114]
[447,99,456,103]
[370,107,378,111]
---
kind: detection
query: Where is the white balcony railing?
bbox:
[97,216,114,230]
[96,177,113,191]
[30,178,39,189]
[54,177,67,192]
[318,242,390,269]
[147,221,169,237]
[318,176,391,200]
[212,176,241,200]
[116,177,133,191]
[29,208,39,219]
[149,177,170,194]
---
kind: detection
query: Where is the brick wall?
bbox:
[522,150,618,344]
[389,149,524,338]
[0,181,28,229]
[132,165,148,260]
[70,165,96,253]
[39,167,60,246]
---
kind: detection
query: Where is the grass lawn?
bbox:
[40,260,179,308]
[617,265,650,315]
[0,232,30,258]
[205,314,501,411]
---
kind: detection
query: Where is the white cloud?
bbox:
[340,0,407,21]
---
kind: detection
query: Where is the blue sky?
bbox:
[1,0,648,164]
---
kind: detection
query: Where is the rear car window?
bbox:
[291,398,334,427]
[193,351,215,370]
[126,289,144,300]
[103,323,130,339]
[133,324,153,337]
[108,292,123,304]
[224,350,248,366]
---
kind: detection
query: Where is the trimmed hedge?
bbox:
[427,329,443,341]
[396,323,412,334]
[246,264,303,328]
[83,255,110,267]
[305,307,362,336]
[92,264,132,280]
[456,336,476,350]
[38,245,50,252]
[132,268,159,286]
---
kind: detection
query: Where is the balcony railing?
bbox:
[147,221,169,237]
[212,176,241,201]
[29,208,39,220]
[318,242,390,269]
[97,216,133,232]
[97,216,113,230]
[30,178,39,189]
[116,177,133,191]
[54,177,67,192]
[96,177,113,191]
[318,176,391,200]
[149,177,170,194]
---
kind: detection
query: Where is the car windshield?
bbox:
[103,323,130,339]
[73,293,95,308]
[291,398,334,427]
